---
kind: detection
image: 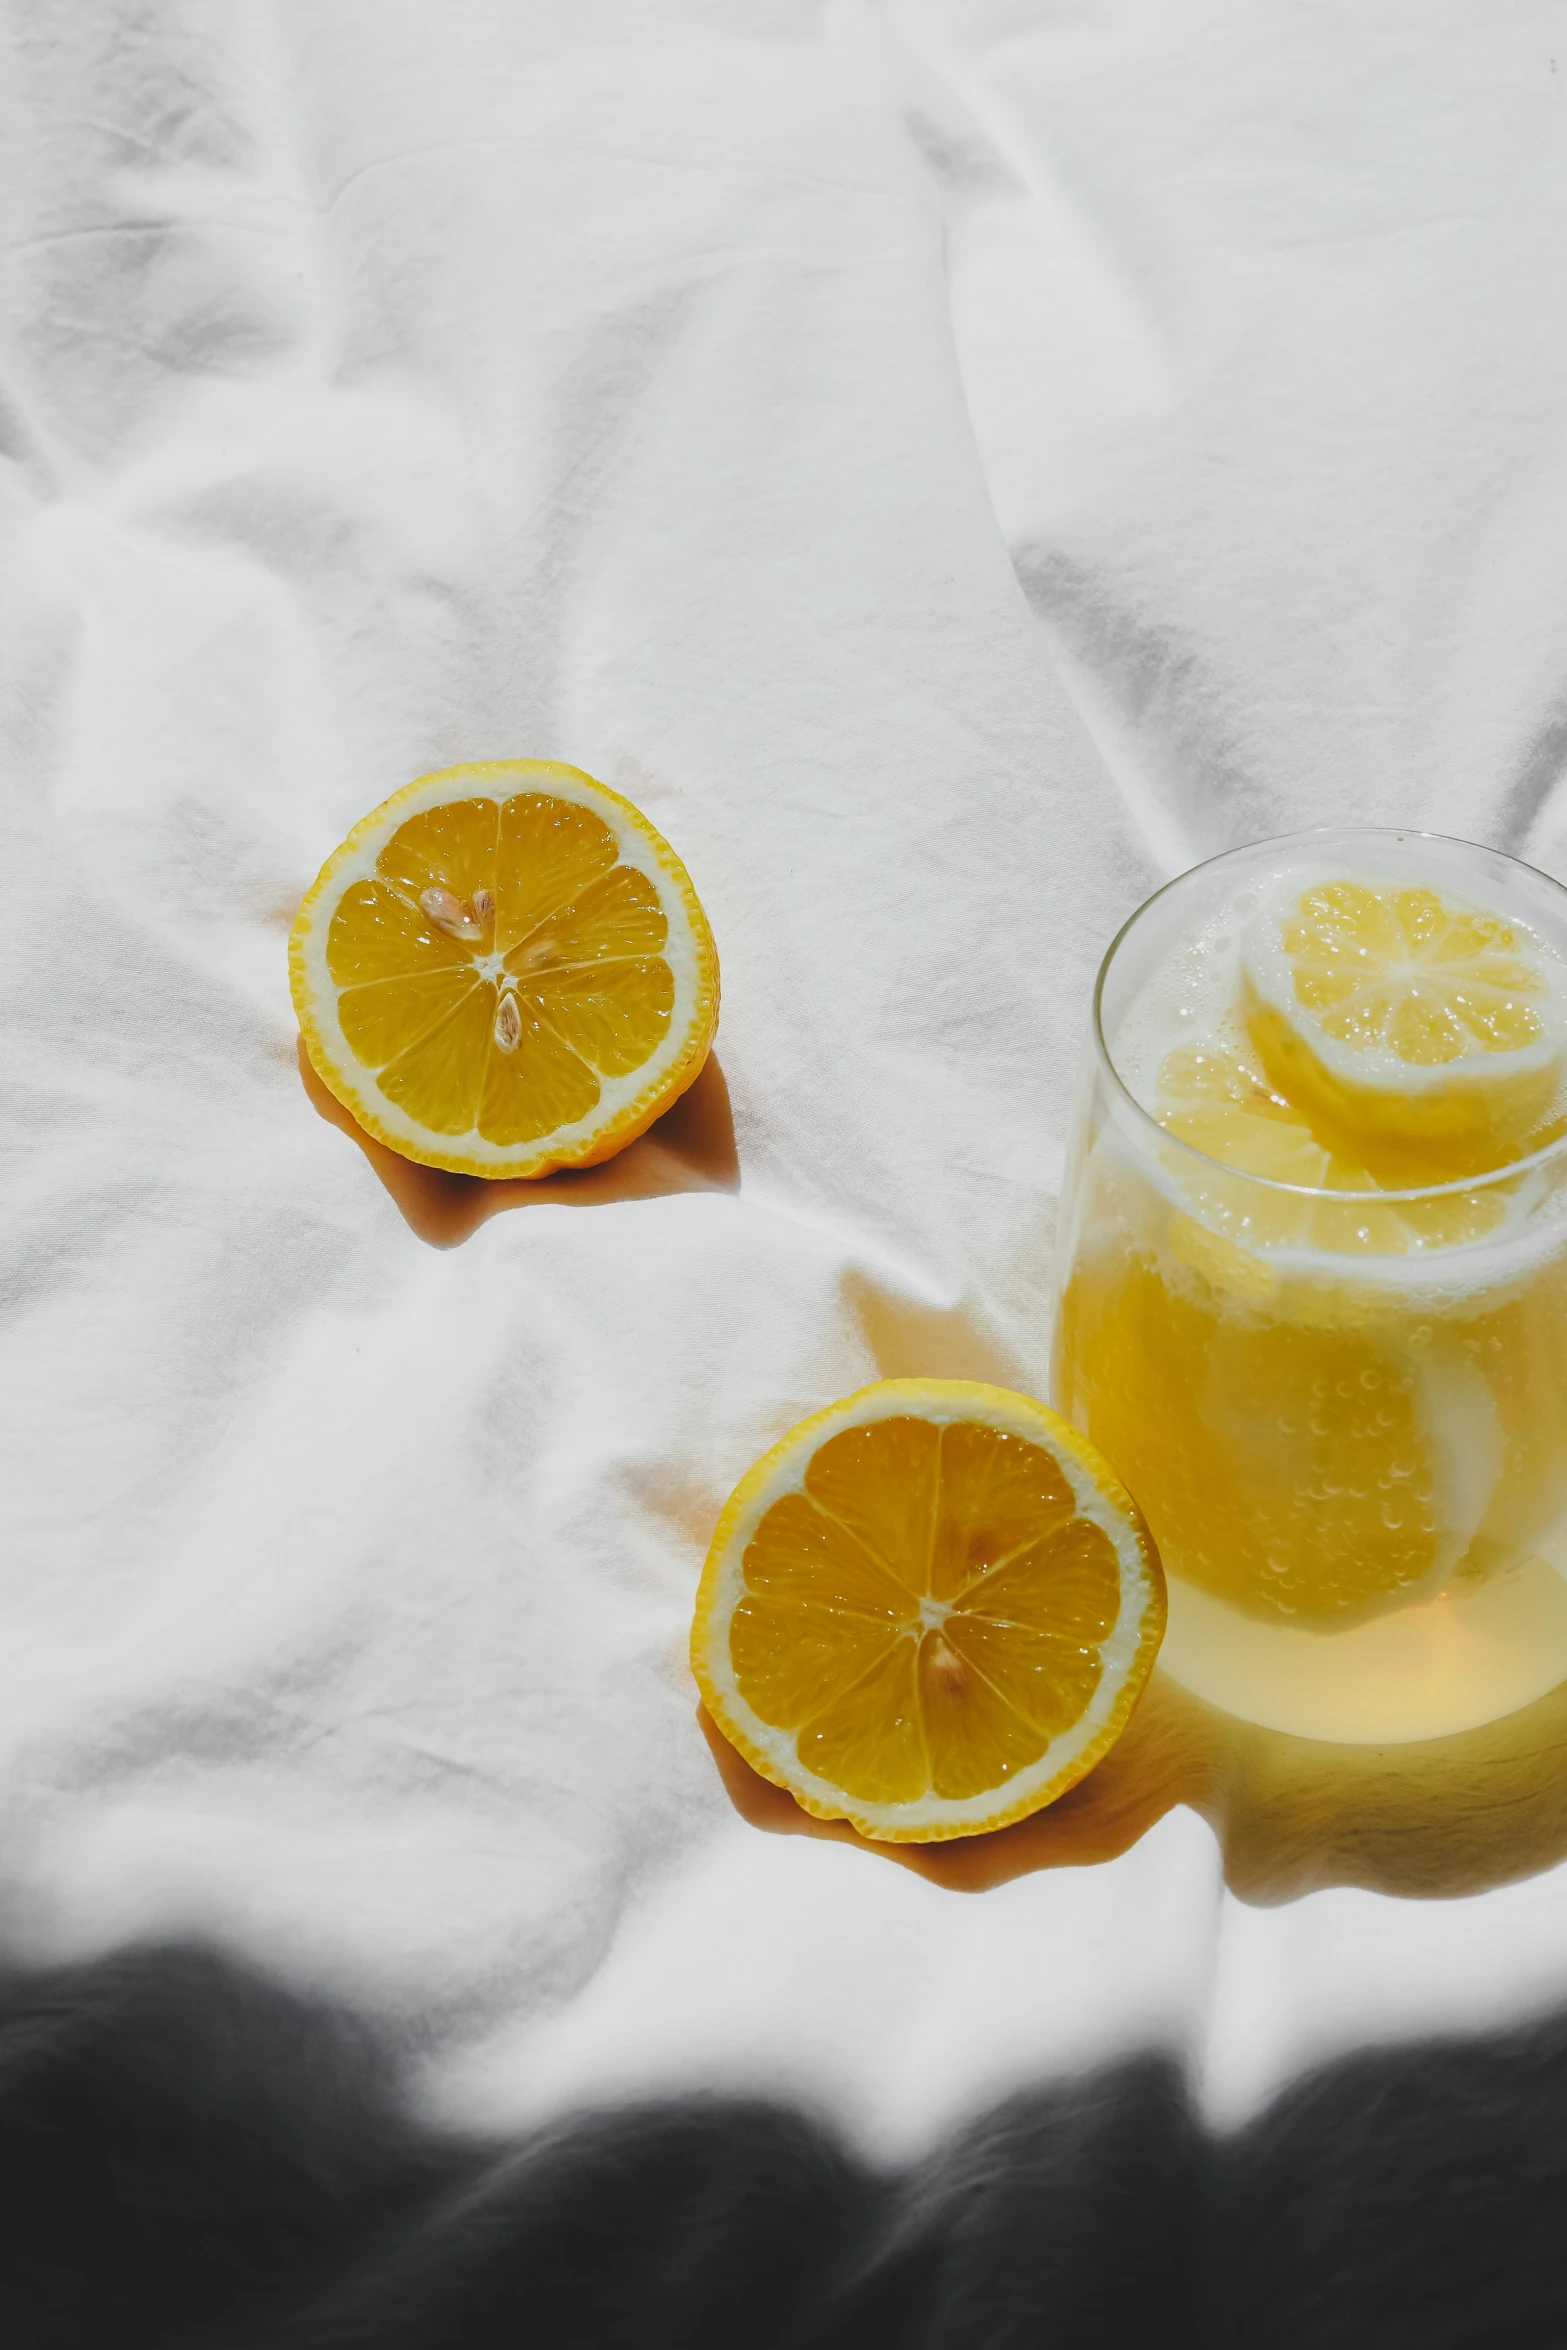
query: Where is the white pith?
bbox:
[292,762,714,1172]
[695,1382,1162,1840]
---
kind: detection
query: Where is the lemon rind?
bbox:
[290,760,720,1178]
[691,1378,1166,1845]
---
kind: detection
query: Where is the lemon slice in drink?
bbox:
[1241,876,1565,1178]
[691,1381,1163,1844]
[291,761,718,1178]
[1156,1040,1509,1254]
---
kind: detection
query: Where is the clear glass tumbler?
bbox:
[1051,829,1567,1742]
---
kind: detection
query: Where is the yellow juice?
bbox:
[1052,832,1567,1742]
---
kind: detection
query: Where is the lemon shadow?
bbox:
[699,1663,1567,1904]
[297,1037,738,1247]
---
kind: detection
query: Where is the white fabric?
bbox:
[6,0,1567,2155]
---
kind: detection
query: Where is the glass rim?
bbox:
[1090,825,1567,1206]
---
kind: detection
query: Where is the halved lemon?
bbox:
[691,1380,1164,1843]
[1241,876,1566,1177]
[290,761,718,1177]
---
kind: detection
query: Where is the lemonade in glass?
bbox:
[1052,830,1567,1741]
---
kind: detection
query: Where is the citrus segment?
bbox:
[692,1380,1163,1843]
[375,796,499,912]
[494,793,619,951]
[337,970,475,1067]
[290,761,718,1177]
[380,981,497,1135]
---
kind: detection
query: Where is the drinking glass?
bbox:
[1051,829,1567,1742]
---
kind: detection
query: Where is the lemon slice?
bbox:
[1156,1040,1510,1255]
[290,761,718,1178]
[1241,876,1566,1177]
[691,1380,1163,1844]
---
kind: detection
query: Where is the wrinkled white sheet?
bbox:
[6,0,1567,2155]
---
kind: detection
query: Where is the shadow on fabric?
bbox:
[296,1040,740,1243]
[2,1940,1565,2348]
[701,1661,1567,1907]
